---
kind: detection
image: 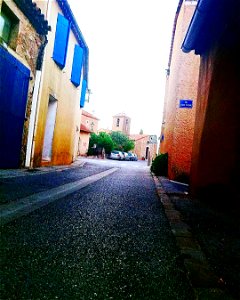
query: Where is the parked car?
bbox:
[133,153,138,161]
[108,150,124,160]
[122,152,130,160]
[127,152,138,161]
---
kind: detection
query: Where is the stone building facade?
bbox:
[112,113,131,136]
[160,0,199,182]
[0,0,49,168]
[130,134,157,160]
[81,110,99,134]
[79,110,99,156]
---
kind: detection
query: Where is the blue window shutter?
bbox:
[80,79,87,108]
[71,45,83,86]
[52,14,70,69]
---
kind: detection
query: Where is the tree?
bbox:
[97,132,114,154]
[87,132,114,155]
[110,131,135,152]
[87,133,98,155]
[139,129,143,134]
[123,139,135,152]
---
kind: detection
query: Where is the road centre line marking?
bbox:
[0,167,119,226]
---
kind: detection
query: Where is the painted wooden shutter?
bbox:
[80,79,87,108]
[71,45,83,86]
[52,13,70,69]
[0,46,30,168]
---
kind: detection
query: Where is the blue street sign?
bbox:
[179,99,193,108]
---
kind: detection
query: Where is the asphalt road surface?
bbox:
[1,159,194,299]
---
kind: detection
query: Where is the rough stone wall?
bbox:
[2,1,43,167]
[160,1,200,182]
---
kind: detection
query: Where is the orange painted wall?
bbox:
[160,1,199,182]
[190,43,240,202]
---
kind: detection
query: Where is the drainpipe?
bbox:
[25,70,42,167]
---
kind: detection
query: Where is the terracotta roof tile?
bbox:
[129,134,149,141]
[80,124,92,133]
[13,0,50,35]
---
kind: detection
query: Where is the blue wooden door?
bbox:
[0,46,30,168]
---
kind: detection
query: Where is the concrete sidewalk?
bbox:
[0,158,85,179]
[153,175,238,300]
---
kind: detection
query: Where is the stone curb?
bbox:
[152,174,235,300]
[0,159,86,179]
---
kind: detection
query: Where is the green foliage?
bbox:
[87,133,98,155]
[139,129,143,134]
[87,132,114,155]
[123,139,135,152]
[110,131,135,152]
[150,153,168,176]
[97,132,114,154]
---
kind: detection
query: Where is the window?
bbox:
[0,3,19,50]
[71,45,84,86]
[0,13,11,43]
[52,13,70,69]
[116,118,120,127]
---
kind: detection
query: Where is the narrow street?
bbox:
[1,159,194,299]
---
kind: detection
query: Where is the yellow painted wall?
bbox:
[33,0,83,166]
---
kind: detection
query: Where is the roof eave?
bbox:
[181,0,218,54]
[13,0,50,35]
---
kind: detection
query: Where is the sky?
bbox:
[68,0,179,136]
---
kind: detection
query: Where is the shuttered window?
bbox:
[71,45,83,86]
[80,79,87,108]
[52,14,70,69]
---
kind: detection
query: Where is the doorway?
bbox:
[42,96,57,161]
[145,147,149,160]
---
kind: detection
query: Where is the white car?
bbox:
[122,152,130,160]
[108,150,124,160]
